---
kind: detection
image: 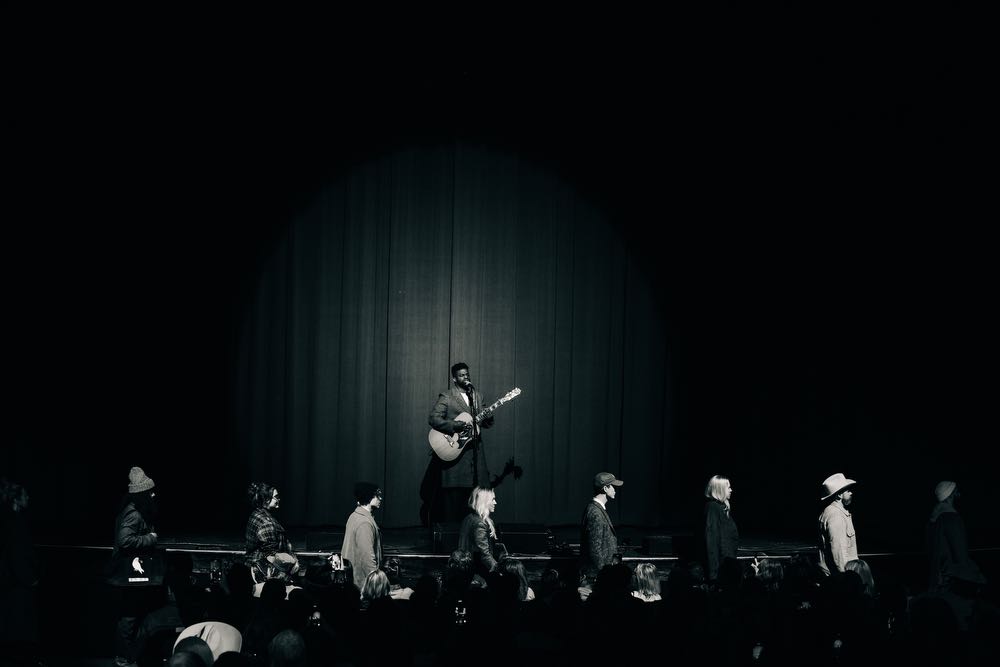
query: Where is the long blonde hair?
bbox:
[361,569,390,601]
[705,475,731,511]
[468,486,497,538]
[633,562,661,598]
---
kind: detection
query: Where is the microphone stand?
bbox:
[466,383,482,485]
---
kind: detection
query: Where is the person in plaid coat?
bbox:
[245,481,295,583]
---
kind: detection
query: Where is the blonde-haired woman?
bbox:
[360,569,391,609]
[458,486,501,577]
[632,563,662,602]
[703,475,739,582]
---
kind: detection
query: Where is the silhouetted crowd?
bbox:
[75,548,999,666]
[2,471,999,666]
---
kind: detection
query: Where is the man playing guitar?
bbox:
[423,363,495,525]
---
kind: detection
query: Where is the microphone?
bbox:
[465,382,475,389]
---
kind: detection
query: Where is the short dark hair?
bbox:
[166,652,204,667]
[269,629,306,666]
[174,636,213,667]
[451,362,469,379]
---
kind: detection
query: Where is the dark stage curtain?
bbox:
[232,144,673,528]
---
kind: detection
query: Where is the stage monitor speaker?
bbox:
[500,524,553,555]
[306,529,345,551]
[643,535,674,555]
[643,533,695,558]
[433,522,553,555]
[432,522,461,554]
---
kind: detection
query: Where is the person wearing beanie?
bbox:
[926,480,986,594]
[817,472,858,575]
[110,467,162,667]
[341,482,383,591]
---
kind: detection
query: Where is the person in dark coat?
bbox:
[458,486,501,578]
[703,474,739,581]
[0,478,38,663]
[926,480,986,593]
[423,362,495,524]
[580,472,623,578]
[245,481,298,584]
[110,466,165,667]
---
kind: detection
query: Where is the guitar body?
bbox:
[427,387,520,462]
[428,412,474,462]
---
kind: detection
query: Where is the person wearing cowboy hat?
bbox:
[817,472,858,575]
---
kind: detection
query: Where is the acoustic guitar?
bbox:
[428,387,521,461]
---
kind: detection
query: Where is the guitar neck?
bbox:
[475,399,504,422]
[470,388,519,424]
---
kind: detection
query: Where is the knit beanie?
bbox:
[934,480,956,502]
[128,466,156,494]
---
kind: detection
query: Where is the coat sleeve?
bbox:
[473,521,498,572]
[429,393,462,434]
[358,522,379,571]
[116,509,156,551]
[705,504,722,579]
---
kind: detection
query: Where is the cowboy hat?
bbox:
[820,473,856,501]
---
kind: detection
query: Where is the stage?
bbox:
[36,523,944,586]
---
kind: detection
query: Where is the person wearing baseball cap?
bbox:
[580,472,624,577]
[817,472,858,575]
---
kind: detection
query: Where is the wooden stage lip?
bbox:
[39,524,823,562]
[44,525,997,563]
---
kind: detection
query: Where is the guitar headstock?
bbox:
[500,387,521,403]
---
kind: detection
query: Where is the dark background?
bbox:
[4,10,993,552]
